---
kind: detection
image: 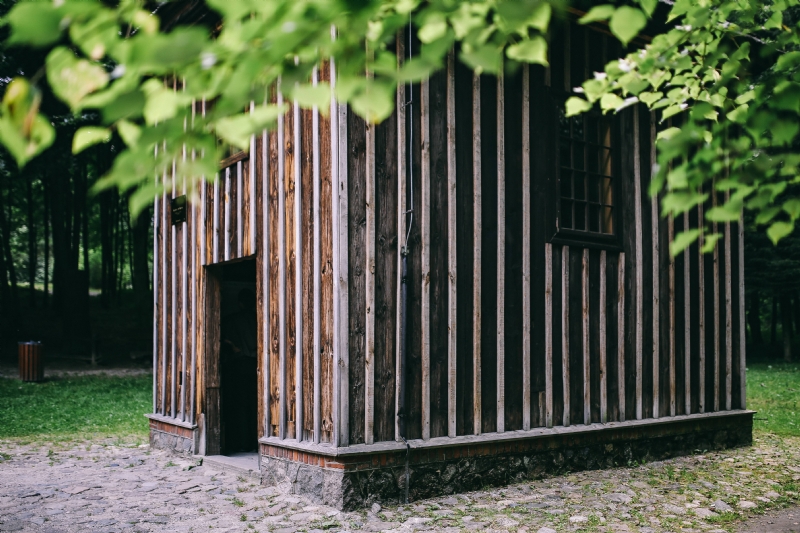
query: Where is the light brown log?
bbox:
[278,88,288,439]
[263,128,271,434]
[496,71,505,433]
[153,168,159,414]
[545,243,553,428]
[335,81,350,447]
[294,96,304,440]
[171,164,177,418]
[421,78,431,441]
[472,72,482,435]
[521,64,531,431]
[582,249,590,425]
[237,160,243,258]
[599,250,607,423]
[312,67,322,443]
[225,166,231,262]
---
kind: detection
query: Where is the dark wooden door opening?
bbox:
[217,258,258,453]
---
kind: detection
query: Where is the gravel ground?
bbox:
[0,433,798,533]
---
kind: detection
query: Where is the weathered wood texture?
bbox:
[152,22,747,453]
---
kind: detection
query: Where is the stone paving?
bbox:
[0,433,798,533]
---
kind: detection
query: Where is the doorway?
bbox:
[217,258,258,454]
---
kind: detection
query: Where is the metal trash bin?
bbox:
[18,341,44,382]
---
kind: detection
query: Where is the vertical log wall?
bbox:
[152,23,747,452]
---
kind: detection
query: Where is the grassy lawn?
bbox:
[0,362,796,446]
[747,362,800,437]
[0,374,151,444]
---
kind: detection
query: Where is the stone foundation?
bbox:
[259,410,753,511]
[148,418,199,456]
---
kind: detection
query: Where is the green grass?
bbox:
[0,374,151,442]
[747,362,800,437]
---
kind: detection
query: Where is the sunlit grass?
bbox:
[0,374,150,443]
[747,362,800,437]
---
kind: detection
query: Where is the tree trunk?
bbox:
[748,290,763,345]
[100,190,113,308]
[50,162,68,313]
[782,292,793,362]
[771,292,778,345]
[26,174,37,307]
[43,176,49,309]
[132,205,151,327]
[0,173,19,310]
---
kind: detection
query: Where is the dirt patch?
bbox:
[740,506,800,532]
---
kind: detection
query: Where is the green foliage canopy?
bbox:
[567,0,800,250]
[0,0,559,215]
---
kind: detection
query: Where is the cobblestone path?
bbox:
[0,434,798,533]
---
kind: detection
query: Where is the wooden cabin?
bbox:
[148,21,752,509]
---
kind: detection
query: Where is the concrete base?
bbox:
[258,410,753,511]
[203,453,262,481]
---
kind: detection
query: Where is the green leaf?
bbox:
[6,3,64,47]
[460,44,503,74]
[777,51,800,72]
[767,221,794,245]
[419,16,448,44]
[701,232,722,253]
[579,5,616,24]
[215,104,285,149]
[772,121,799,146]
[784,199,800,220]
[565,97,592,117]
[526,2,551,32]
[756,206,781,225]
[117,120,141,148]
[727,104,749,124]
[46,47,109,109]
[291,82,332,112]
[638,0,658,17]
[73,126,111,154]
[706,205,741,223]
[670,229,700,257]
[600,93,624,112]
[763,10,782,29]
[506,36,548,66]
[609,6,647,46]
[349,81,395,124]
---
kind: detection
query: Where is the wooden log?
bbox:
[237,160,243,258]
[313,68,322,443]
[633,107,643,421]
[225,166,231,262]
[651,120,660,420]
[617,254,626,422]
[521,64,531,431]
[278,88,288,439]
[162,170,168,415]
[182,174,188,421]
[582,249,590,425]
[446,49,457,439]
[171,168,177,418]
[213,173,220,264]
[294,96,305,440]
[599,250,607,423]
[738,211,746,409]
[496,71,506,434]
[153,170,160,415]
[365,115,376,446]
[394,36,407,441]
[724,192,732,411]
[545,243,553,427]
[263,128,271,435]
[562,245,570,427]
[684,210,691,414]
[250,105,257,255]
[713,186,720,412]
[332,54,350,446]
[698,199,705,413]
[421,79,431,441]
[669,214,676,417]
[472,72,482,435]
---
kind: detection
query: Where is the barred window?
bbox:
[558,109,614,234]
[551,22,620,244]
